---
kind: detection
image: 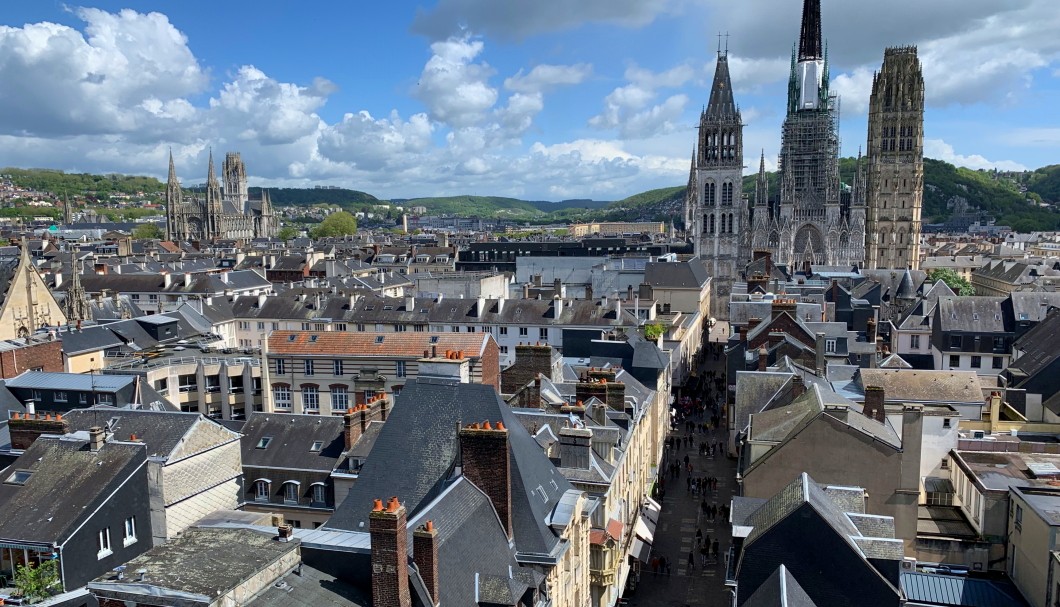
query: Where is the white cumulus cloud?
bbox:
[924,139,1027,172]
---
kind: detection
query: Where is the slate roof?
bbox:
[268,331,490,357]
[325,379,572,559]
[936,296,1010,333]
[900,572,1029,607]
[240,413,347,472]
[247,562,370,606]
[0,435,146,544]
[742,565,819,607]
[61,407,237,461]
[734,372,795,433]
[5,371,136,392]
[1008,310,1060,380]
[644,258,710,289]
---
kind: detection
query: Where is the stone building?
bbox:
[0,240,66,339]
[865,46,925,270]
[165,151,277,242]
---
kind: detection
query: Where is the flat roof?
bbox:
[5,371,134,392]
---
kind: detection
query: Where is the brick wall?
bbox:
[0,339,63,378]
[370,498,412,607]
[8,415,69,449]
[459,422,512,538]
[501,343,553,393]
[479,338,501,392]
[413,522,440,606]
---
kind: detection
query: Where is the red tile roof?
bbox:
[268,330,490,358]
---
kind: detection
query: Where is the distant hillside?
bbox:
[596,187,685,222]
[2,167,163,197]
[248,187,377,208]
[1027,165,1060,204]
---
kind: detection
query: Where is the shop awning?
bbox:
[643,497,662,526]
[633,514,655,545]
[629,536,651,563]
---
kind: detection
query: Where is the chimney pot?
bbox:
[372,498,384,512]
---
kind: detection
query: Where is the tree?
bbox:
[927,268,975,296]
[132,223,163,240]
[276,226,300,242]
[15,559,59,603]
[643,322,667,341]
[311,211,358,238]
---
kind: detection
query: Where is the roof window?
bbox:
[257,437,273,449]
[5,470,32,485]
[310,441,324,452]
[288,335,297,342]
[309,335,319,343]
[375,336,385,344]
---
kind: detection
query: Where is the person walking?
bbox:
[687,549,695,573]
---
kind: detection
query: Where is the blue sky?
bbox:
[0,1,1057,200]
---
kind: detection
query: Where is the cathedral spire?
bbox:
[168,148,178,184]
[705,52,737,119]
[755,150,769,207]
[207,148,218,186]
[798,0,822,61]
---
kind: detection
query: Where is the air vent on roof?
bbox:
[972,313,978,321]
[288,335,297,342]
[309,335,318,343]
[383,305,393,311]
[375,336,385,344]
[365,306,375,311]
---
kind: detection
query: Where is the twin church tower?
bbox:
[686,0,924,304]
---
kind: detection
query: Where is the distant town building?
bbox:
[165,151,277,241]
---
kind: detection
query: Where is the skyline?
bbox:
[0,0,1056,200]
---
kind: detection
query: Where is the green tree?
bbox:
[927,268,975,296]
[311,211,358,238]
[132,223,163,240]
[15,559,59,603]
[643,322,667,341]
[276,226,300,241]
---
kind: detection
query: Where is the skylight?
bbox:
[5,470,32,485]
[430,336,440,344]
[375,336,385,344]
[309,335,319,343]
[257,437,273,449]
[310,441,324,452]
[288,335,297,342]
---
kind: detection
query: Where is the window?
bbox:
[5,470,32,485]
[500,345,509,354]
[396,361,407,378]
[272,322,279,331]
[79,392,88,404]
[97,393,114,405]
[396,324,408,332]
[284,482,299,504]
[950,335,962,350]
[314,323,326,332]
[257,322,265,330]
[230,376,244,393]
[333,360,344,376]
[301,323,311,331]
[335,323,347,332]
[971,356,982,368]
[993,337,1005,350]
[943,418,952,428]
[310,441,324,452]
[304,360,315,376]
[825,339,836,353]
[311,484,327,505]
[257,436,273,449]
[1015,504,1023,532]
[204,375,220,392]
[123,516,137,547]
[910,334,920,350]
[451,326,460,332]
[949,355,961,368]
[466,326,475,333]
[941,458,949,470]
[273,385,292,409]
[275,359,286,375]
[540,328,549,339]
[499,326,508,335]
[255,480,270,502]
[303,385,319,411]
[993,356,1004,369]
[97,527,112,559]
[54,391,68,403]
[519,327,528,336]
[332,386,349,410]
[31,389,41,401]
[414,324,425,332]
[356,323,366,332]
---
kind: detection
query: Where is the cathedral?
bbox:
[686,0,925,308]
[165,151,277,241]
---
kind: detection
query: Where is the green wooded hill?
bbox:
[247,187,377,207]
[1,167,164,197]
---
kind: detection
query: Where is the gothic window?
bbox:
[705,182,716,206]
[710,214,716,234]
[722,182,734,206]
[703,215,710,235]
[728,214,734,233]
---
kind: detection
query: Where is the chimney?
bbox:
[413,521,440,607]
[815,332,826,378]
[257,293,268,308]
[553,295,564,320]
[863,386,886,424]
[585,283,593,301]
[9,410,69,450]
[370,497,412,607]
[758,345,768,371]
[163,273,173,288]
[627,284,634,301]
[554,277,562,296]
[220,271,229,284]
[558,426,593,469]
[476,297,486,318]
[89,426,105,452]
[183,272,192,288]
[522,283,530,299]
[866,317,878,344]
[613,293,622,318]
[747,317,762,334]
[459,422,512,539]
[405,295,415,312]
[791,375,805,399]
[344,408,360,450]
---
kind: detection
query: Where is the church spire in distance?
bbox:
[705,43,738,119]
[798,0,822,60]
[168,148,178,184]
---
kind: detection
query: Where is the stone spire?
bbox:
[206,149,223,237]
[705,52,738,120]
[165,148,182,241]
[798,0,822,61]
[755,150,769,207]
[63,258,92,324]
[62,192,73,225]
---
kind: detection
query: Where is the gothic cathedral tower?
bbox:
[686,48,745,316]
[865,47,924,270]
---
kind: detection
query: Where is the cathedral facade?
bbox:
[750,0,865,272]
[166,151,277,242]
[864,47,925,270]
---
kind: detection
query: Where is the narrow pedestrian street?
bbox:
[629,340,737,606]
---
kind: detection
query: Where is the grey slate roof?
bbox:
[644,258,710,289]
[247,563,370,606]
[900,572,1029,607]
[936,296,1009,333]
[0,435,146,544]
[1008,310,1060,380]
[742,565,819,607]
[240,413,346,472]
[62,407,235,461]
[325,379,572,559]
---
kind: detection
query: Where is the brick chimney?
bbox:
[89,425,106,452]
[863,386,886,424]
[413,521,440,607]
[459,421,512,539]
[758,346,768,372]
[9,412,70,450]
[370,497,412,607]
[343,408,360,451]
[791,375,805,399]
[866,317,878,344]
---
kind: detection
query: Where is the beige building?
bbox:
[1008,484,1060,607]
[0,241,66,339]
[570,221,666,237]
